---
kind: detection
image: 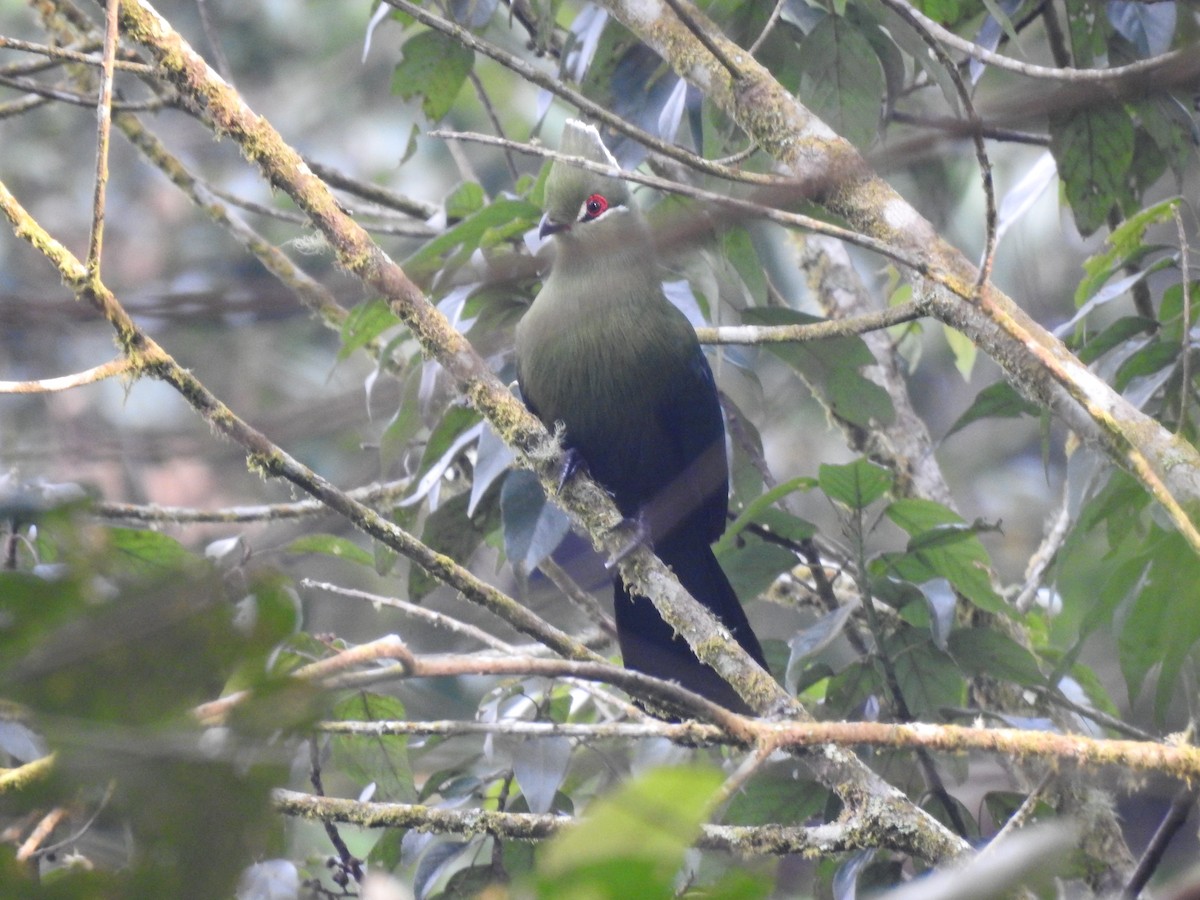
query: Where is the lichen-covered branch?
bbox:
[274,788,876,858]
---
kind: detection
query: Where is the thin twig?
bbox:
[879,0,996,291]
[303,158,439,220]
[1015,490,1071,613]
[312,711,1200,781]
[713,742,775,812]
[308,738,363,886]
[0,73,164,111]
[0,95,51,118]
[196,640,748,730]
[431,129,931,279]
[0,35,156,74]
[467,69,520,181]
[0,357,133,393]
[274,788,862,857]
[1175,205,1192,436]
[94,477,410,523]
[699,302,923,345]
[303,579,515,652]
[195,0,234,85]
[878,0,1195,83]
[1029,684,1156,742]
[1123,784,1198,898]
[978,769,1054,853]
[87,0,121,274]
[888,111,1049,147]
[537,557,617,638]
[384,0,778,186]
[26,780,115,860]
[114,114,358,330]
[318,717,724,742]
[15,807,68,862]
[205,183,437,237]
[747,0,787,56]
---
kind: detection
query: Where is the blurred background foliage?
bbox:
[2,0,1200,896]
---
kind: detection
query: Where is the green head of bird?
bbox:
[540,119,635,242]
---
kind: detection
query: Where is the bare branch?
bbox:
[0,35,156,74]
[878,0,1196,83]
[0,357,133,393]
[85,0,120,274]
[274,788,864,857]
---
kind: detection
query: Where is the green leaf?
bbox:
[1159,281,1191,333]
[437,864,501,898]
[825,658,882,716]
[1118,528,1200,722]
[1075,197,1179,304]
[945,381,1039,438]
[107,527,202,579]
[500,469,571,573]
[233,570,302,655]
[1063,0,1106,67]
[445,181,485,220]
[948,628,1045,687]
[4,571,239,726]
[392,30,474,122]
[1049,105,1135,237]
[743,308,894,429]
[410,489,499,600]
[379,362,424,473]
[1135,100,1194,179]
[722,226,768,306]
[819,458,892,509]
[419,406,482,480]
[723,772,827,826]
[330,693,417,802]
[1076,316,1157,365]
[717,536,798,602]
[885,626,967,717]
[535,765,723,899]
[885,499,1007,614]
[285,534,374,568]
[404,198,541,283]
[942,324,977,379]
[716,476,816,553]
[338,298,401,361]
[798,15,884,149]
[915,0,960,22]
[1114,339,1177,392]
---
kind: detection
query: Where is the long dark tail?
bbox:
[613,531,766,714]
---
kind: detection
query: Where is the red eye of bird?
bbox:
[582,193,608,221]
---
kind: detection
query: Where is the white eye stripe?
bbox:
[575,199,625,223]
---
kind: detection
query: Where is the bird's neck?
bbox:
[543,227,658,310]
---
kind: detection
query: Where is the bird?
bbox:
[514,120,767,713]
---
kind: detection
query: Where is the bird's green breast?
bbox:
[518,288,692,431]
[515,255,700,501]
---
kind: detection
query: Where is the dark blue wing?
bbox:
[657,344,729,544]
